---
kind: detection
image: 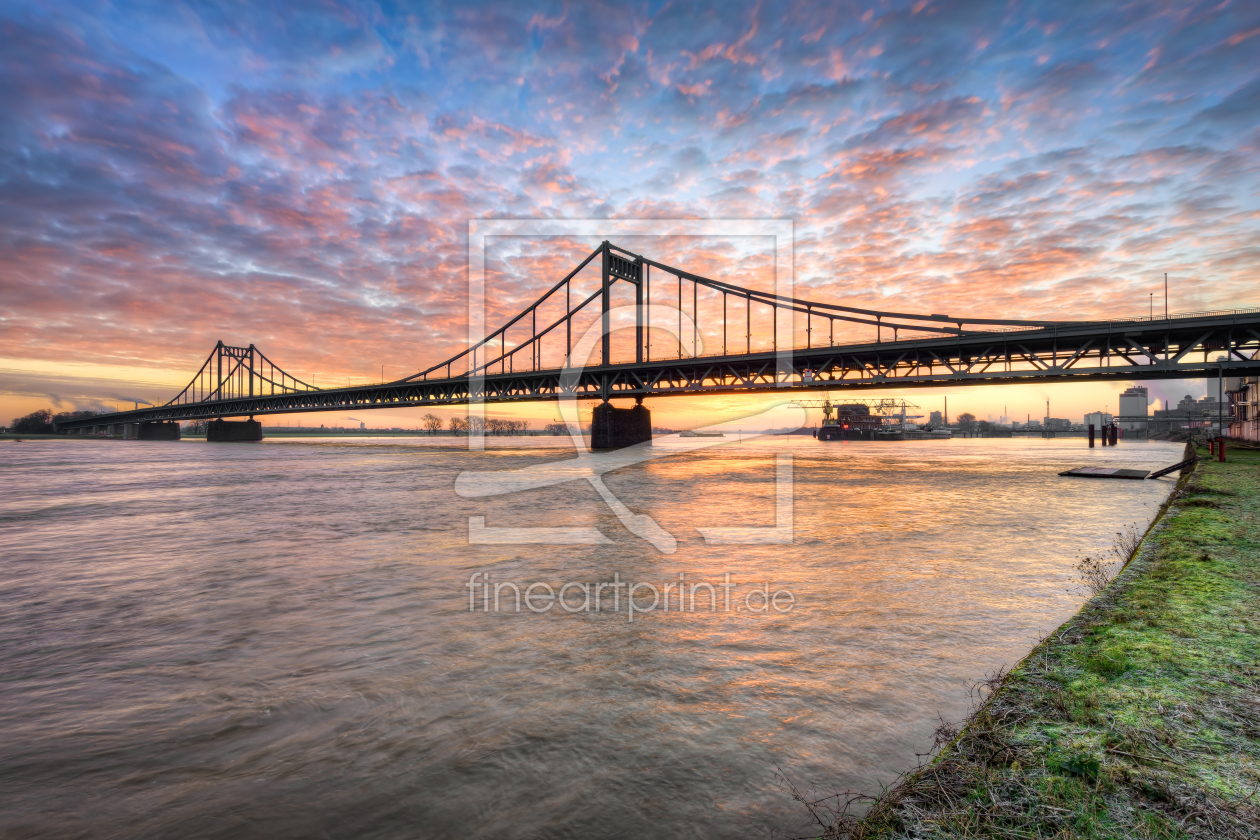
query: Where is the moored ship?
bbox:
[815,402,885,440]
[798,398,930,441]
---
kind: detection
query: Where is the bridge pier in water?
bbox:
[591,399,652,451]
[207,418,263,442]
[137,421,180,441]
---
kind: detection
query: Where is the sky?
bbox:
[1,0,1258,430]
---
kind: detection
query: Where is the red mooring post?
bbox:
[1219,438,1226,462]
[1088,423,1095,447]
[1209,439,1215,457]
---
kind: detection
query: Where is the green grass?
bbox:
[838,445,1260,839]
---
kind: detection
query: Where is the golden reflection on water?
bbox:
[0,435,1182,838]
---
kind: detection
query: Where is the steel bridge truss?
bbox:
[402,241,1064,384]
[55,243,1260,429]
[167,341,318,406]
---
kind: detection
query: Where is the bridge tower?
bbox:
[592,242,653,450]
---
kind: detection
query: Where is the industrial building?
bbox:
[1227,376,1260,441]
[1148,394,1229,435]
[1117,386,1148,433]
[1083,411,1114,429]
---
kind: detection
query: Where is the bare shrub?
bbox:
[1076,522,1144,595]
[775,765,875,840]
[1114,521,1142,562]
[915,714,961,763]
[1076,554,1118,595]
[972,666,1009,703]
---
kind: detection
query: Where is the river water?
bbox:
[1,434,1183,838]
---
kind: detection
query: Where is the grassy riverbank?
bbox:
[836,444,1260,839]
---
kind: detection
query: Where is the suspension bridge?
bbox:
[54,241,1260,446]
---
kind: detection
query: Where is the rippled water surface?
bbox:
[1,434,1184,838]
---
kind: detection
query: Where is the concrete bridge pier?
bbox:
[138,421,181,441]
[591,398,652,451]
[207,418,263,442]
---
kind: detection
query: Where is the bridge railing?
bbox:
[426,301,1260,370]
[955,307,1260,338]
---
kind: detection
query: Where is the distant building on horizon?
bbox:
[1198,395,1227,432]
[1118,386,1148,432]
[1084,411,1114,428]
[929,410,943,426]
[1150,393,1229,433]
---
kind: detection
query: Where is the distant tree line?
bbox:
[952,413,1010,436]
[543,422,583,436]
[9,409,52,433]
[6,409,659,440]
[419,413,532,436]
[486,418,530,435]
[8,409,100,434]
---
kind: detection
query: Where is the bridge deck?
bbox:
[56,310,1260,429]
